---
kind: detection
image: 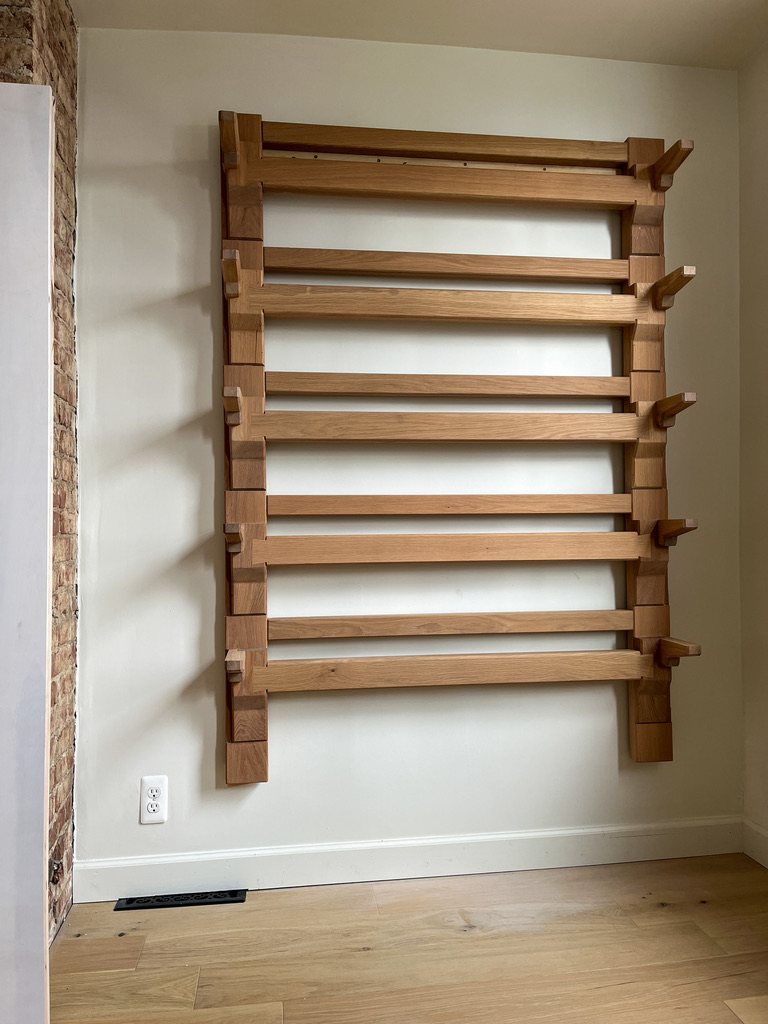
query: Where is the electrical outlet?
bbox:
[140,775,168,824]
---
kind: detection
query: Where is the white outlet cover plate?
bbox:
[140,774,168,824]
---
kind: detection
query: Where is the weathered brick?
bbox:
[53,560,75,591]
[53,509,76,537]
[50,663,75,704]
[53,367,75,405]
[52,533,76,564]
[53,425,76,459]
[50,640,75,679]
[0,6,32,40]
[52,615,76,648]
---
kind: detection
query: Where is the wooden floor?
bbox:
[50,854,768,1023]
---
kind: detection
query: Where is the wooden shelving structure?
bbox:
[218,113,700,784]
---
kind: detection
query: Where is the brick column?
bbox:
[1,0,78,941]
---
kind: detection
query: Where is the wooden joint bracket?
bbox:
[219,110,240,169]
[656,518,698,547]
[651,265,696,310]
[651,140,694,191]
[224,523,244,554]
[225,648,245,684]
[222,247,242,298]
[658,637,701,668]
[652,392,696,428]
[223,385,243,426]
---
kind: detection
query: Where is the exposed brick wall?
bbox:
[1,0,78,942]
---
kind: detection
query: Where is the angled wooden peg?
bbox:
[222,385,242,426]
[653,392,696,428]
[219,110,240,169]
[651,140,694,191]
[224,522,244,554]
[656,518,698,547]
[651,266,696,310]
[658,637,701,668]
[225,648,245,684]
[221,247,242,298]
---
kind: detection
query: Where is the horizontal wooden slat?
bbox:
[267,494,633,516]
[264,247,630,282]
[261,121,629,168]
[242,158,659,210]
[253,283,646,325]
[268,609,635,640]
[251,410,650,443]
[253,650,653,692]
[265,373,630,398]
[252,532,651,565]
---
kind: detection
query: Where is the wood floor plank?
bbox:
[59,883,378,941]
[50,933,146,973]
[193,922,724,1008]
[724,995,768,1023]
[50,1003,282,1024]
[50,966,200,1022]
[139,903,644,968]
[281,953,768,1024]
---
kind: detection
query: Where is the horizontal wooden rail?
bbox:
[239,159,660,210]
[265,373,630,398]
[268,609,635,640]
[261,121,629,168]
[252,283,647,326]
[264,247,630,283]
[251,532,651,565]
[244,410,653,444]
[267,494,633,516]
[253,649,654,692]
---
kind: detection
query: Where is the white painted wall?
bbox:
[0,83,53,1022]
[739,37,768,869]
[74,30,742,900]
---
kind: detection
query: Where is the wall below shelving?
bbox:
[74,29,742,900]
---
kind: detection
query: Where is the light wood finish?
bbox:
[51,935,146,974]
[225,649,245,685]
[653,391,697,428]
[265,372,630,397]
[225,615,266,651]
[226,739,268,784]
[651,140,695,191]
[252,650,652,692]
[221,248,241,298]
[223,523,244,554]
[51,855,768,1024]
[264,246,629,282]
[253,410,651,443]
[650,265,696,310]
[261,120,629,167]
[251,532,651,566]
[658,637,703,668]
[244,156,660,210]
[253,281,647,325]
[657,518,698,547]
[222,386,242,426]
[267,493,633,516]
[218,111,240,169]
[268,609,634,640]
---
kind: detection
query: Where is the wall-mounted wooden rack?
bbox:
[218,112,700,784]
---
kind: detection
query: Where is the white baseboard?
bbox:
[743,818,768,869]
[73,815,742,903]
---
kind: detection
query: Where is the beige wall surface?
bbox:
[74,29,742,898]
[740,37,768,860]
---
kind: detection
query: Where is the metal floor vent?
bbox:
[114,889,247,911]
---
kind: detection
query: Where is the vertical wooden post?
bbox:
[220,112,268,783]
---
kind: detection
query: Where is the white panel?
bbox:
[0,84,53,1024]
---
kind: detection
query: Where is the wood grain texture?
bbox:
[50,935,146,974]
[254,282,646,325]
[226,740,268,784]
[267,494,633,516]
[268,609,634,640]
[264,246,629,281]
[265,372,630,397]
[251,532,651,566]
[52,855,768,1023]
[50,967,200,1021]
[261,120,629,167]
[252,650,652,692]
[245,157,657,209]
[252,410,650,443]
